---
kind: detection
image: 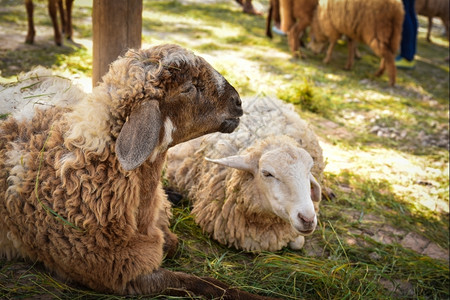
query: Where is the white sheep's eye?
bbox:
[262,170,274,178]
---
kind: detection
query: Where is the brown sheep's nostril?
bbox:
[235,96,242,107]
[234,97,243,116]
[298,213,314,224]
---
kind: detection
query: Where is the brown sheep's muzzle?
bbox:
[219,117,241,133]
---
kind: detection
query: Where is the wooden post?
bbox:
[92,0,142,86]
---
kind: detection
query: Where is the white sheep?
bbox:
[166,96,325,252]
[0,44,274,299]
[0,66,83,121]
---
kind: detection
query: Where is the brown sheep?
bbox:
[308,0,404,86]
[272,0,318,58]
[25,0,74,46]
[415,0,449,42]
[0,44,274,299]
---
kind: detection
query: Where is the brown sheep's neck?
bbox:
[134,152,167,235]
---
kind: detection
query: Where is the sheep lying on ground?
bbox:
[415,0,449,43]
[166,97,325,252]
[0,67,82,121]
[0,44,274,299]
[307,0,404,86]
[25,0,74,46]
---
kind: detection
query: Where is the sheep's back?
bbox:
[0,67,85,122]
[241,97,325,178]
[416,0,449,20]
[318,0,404,49]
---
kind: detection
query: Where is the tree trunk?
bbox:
[92,0,142,86]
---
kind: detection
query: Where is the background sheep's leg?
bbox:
[25,0,35,44]
[384,52,397,86]
[48,0,62,45]
[288,17,310,58]
[57,0,65,35]
[442,17,450,41]
[125,268,272,299]
[369,38,396,86]
[64,0,73,40]
[426,16,433,42]
[345,38,356,70]
[374,57,385,78]
[279,0,294,33]
[266,0,274,38]
[323,39,337,64]
[374,49,396,86]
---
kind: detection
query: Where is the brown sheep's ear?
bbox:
[310,174,322,207]
[116,100,161,171]
[205,154,256,174]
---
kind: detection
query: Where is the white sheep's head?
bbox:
[104,44,243,171]
[206,136,321,235]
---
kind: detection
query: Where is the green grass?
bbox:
[0,0,449,299]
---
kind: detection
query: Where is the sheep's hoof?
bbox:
[292,52,301,59]
[289,236,305,250]
[163,230,179,259]
[374,69,384,77]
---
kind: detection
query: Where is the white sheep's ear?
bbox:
[310,174,322,203]
[116,100,162,171]
[205,154,256,174]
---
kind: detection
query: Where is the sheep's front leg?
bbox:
[426,16,433,43]
[125,268,274,299]
[345,38,356,70]
[289,235,305,250]
[288,17,311,58]
[48,0,62,45]
[64,0,74,40]
[156,200,178,258]
[25,0,35,44]
[161,224,178,258]
[323,39,337,64]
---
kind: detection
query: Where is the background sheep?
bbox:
[415,0,449,43]
[0,44,274,299]
[25,0,74,46]
[166,96,325,252]
[307,0,404,86]
[277,0,318,58]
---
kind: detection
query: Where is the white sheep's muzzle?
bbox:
[290,207,317,235]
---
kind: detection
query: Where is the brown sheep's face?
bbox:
[115,44,243,171]
[163,63,243,146]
